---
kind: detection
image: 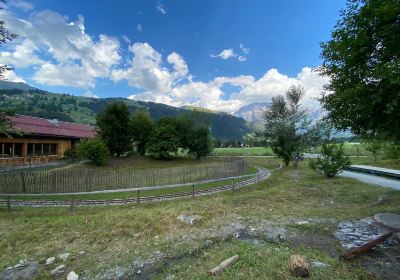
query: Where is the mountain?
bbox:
[0,81,38,91]
[0,81,251,140]
[234,101,271,122]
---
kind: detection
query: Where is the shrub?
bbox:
[365,139,382,162]
[383,142,400,161]
[309,143,351,178]
[63,148,78,159]
[76,138,109,166]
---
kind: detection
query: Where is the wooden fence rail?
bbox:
[0,159,247,194]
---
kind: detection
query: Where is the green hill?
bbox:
[0,81,251,140]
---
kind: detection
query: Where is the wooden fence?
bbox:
[0,159,247,194]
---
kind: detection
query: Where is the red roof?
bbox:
[8,115,96,139]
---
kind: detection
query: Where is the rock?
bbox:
[78,251,85,257]
[58,253,71,261]
[0,260,39,280]
[374,213,400,231]
[296,221,309,225]
[310,260,330,269]
[376,195,390,205]
[45,257,55,266]
[177,214,202,225]
[50,264,65,276]
[67,271,79,280]
[394,232,400,241]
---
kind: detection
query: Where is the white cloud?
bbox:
[1,9,121,87]
[239,43,250,54]
[167,52,188,78]
[157,2,166,14]
[211,49,237,60]
[121,35,131,44]
[9,0,34,11]
[2,69,26,83]
[238,56,247,62]
[137,24,143,32]
[84,90,99,98]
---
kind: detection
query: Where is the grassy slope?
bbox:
[1,158,399,279]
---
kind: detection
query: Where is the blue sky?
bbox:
[1,0,345,113]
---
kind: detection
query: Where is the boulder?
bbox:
[0,260,39,280]
[374,213,400,231]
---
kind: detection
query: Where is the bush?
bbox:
[383,142,400,161]
[76,138,109,166]
[63,148,78,159]
[309,143,351,178]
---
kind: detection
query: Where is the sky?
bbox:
[0,0,346,113]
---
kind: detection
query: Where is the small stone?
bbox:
[296,221,309,225]
[177,214,202,225]
[58,253,71,261]
[137,270,142,274]
[45,256,55,266]
[310,260,330,269]
[78,251,86,257]
[50,264,65,276]
[67,271,79,280]
[376,195,390,205]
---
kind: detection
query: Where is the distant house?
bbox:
[0,115,96,167]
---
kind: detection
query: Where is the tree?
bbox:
[186,124,214,160]
[319,0,400,141]
[148,117,180,159]
[309,143,351,178]
[0,0,17,133]
[365,138,382,162]
[130,110,154,155]
[96,102,131,157]
[0,0,17,80]
[264,85,312,166]
[76,138,109,166]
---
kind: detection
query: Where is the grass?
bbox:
[212,147,274,156]
[350,156,400,170]
[1,157,399,279]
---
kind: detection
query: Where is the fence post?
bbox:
[136,190,140,204]
[21,172,26,193]
[7,196,11,211]
[231,179,234,192]
[192,184,195,198]
[69,195,75,211]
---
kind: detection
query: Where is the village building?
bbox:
[0,115,96,167]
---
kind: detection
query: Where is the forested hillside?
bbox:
[0,82,251,140]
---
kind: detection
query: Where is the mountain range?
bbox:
[0,81,252,141]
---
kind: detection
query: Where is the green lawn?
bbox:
[1,157,399,279]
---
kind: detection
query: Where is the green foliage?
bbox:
[148,117,180,159]
[382,142,400,161]
[365,138,382,162]
[0,109,14,134]
[76,138,109,166]
[310,143,351,178]
[96,102,132,157]
[320,0,400,140]
[264,85,327,166]
[185,124,214,160]
[63,148,78,159]
[130,110,154,155]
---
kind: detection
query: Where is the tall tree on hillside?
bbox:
[0,0,17,134]
[130,110,154,155]
[319,0,400,141]
[96,102,131,156]
[264,85,317,167]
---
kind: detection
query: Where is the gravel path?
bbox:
[339,171,400,190]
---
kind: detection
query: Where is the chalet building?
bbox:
[0,115,96,167]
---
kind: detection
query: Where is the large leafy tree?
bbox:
[320,0,400,141]
[129,110,154,155]
[264,85,324,166]
[148,117,180,159]
[96,102,132,156]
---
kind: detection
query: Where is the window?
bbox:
[0,143,23,157]
[50,144,57,155]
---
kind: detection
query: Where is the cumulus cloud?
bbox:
[157,2,166,14]
[2,69,26,83]
[0,9,121,88]
[84,90,99,98]
[211,49,237,60]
